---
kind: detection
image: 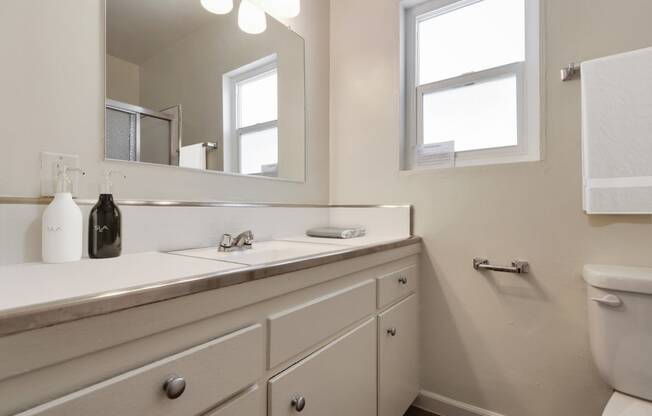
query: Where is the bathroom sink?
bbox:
[171,240,345,266]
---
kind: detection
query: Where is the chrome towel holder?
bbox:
[473,258,530,274]
[561,62,581,81]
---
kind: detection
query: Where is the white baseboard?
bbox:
[413,390,506,416]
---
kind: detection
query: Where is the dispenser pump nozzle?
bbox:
[101,170,126,194]
[54,163,85,194]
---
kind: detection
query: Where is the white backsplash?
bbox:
[329,207,411,239]
[0,203,411,266]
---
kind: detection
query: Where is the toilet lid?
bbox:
[603,392,652,416]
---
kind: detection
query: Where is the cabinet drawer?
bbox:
[267,279,375,368]
[378,294,419,416]
[377,265,417,309]
[203,385,263,416]
[268,319,376,416]
[18,324,263,416]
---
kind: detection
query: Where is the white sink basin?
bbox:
[171,240,345,266]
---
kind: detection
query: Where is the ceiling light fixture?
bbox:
[200,0,234,14]
[238,0,267,34]
[200,0,300,34]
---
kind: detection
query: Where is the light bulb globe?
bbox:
[238,0,267,34]
[200,0,233,15]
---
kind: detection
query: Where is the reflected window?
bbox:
[224,55,279,177]
[238,70,278,128]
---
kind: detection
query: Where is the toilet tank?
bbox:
[583,265,652,401]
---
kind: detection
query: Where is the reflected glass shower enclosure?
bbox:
[105,99,181,166]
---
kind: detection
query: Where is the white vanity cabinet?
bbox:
[1,243,420,416]
[378,294,419,416]
[268,319,377,416]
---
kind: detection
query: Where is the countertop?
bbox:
[0,236,420,337]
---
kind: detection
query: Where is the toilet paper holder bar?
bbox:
[473,258,530,274]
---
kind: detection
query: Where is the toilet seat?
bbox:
[603,392,652,416]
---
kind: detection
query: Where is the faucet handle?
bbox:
[242,230,254,245]
[219,234,234,248]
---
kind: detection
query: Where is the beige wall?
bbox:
[0,0,328,202]
[106,55,140,105]
[329,0,652,415]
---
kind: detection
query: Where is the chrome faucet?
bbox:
[218,230,254,252]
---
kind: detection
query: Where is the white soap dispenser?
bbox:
[42,164,85,264]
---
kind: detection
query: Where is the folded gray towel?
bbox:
[307,227,366,239]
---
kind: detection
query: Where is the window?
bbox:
[224,55,279,176]
[403,0,540,169]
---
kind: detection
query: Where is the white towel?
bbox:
[582,47,652,214]
[179,143,206,170]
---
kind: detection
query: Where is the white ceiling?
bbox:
[106,0,225,64]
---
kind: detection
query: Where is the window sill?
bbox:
[400,152,541,175]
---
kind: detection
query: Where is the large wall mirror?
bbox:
[105,0,306,181]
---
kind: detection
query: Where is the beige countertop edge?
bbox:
[0,236,421,337]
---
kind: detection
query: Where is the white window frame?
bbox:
[223,54,278,175]
[402,0,540,169]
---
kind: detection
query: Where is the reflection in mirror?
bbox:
[105,0,305,181]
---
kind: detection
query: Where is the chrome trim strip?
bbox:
[0,196,411,209]
[106,99,175,121]
[0,237,421,336]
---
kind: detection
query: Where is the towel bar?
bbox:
[473,258,530,274]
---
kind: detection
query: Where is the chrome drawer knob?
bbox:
[387,327,397,337]
[398,276,408,285]
[291,396,306,412]
[163,375,186,399]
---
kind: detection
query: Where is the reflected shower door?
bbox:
[105,100,180,165]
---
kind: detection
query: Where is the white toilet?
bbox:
[583,265,652,415]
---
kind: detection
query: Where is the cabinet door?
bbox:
[378,294,419,416]
[268,319,376,416]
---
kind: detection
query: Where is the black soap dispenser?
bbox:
[89,171,125,259]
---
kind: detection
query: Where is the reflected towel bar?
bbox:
[473,258,530,274]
